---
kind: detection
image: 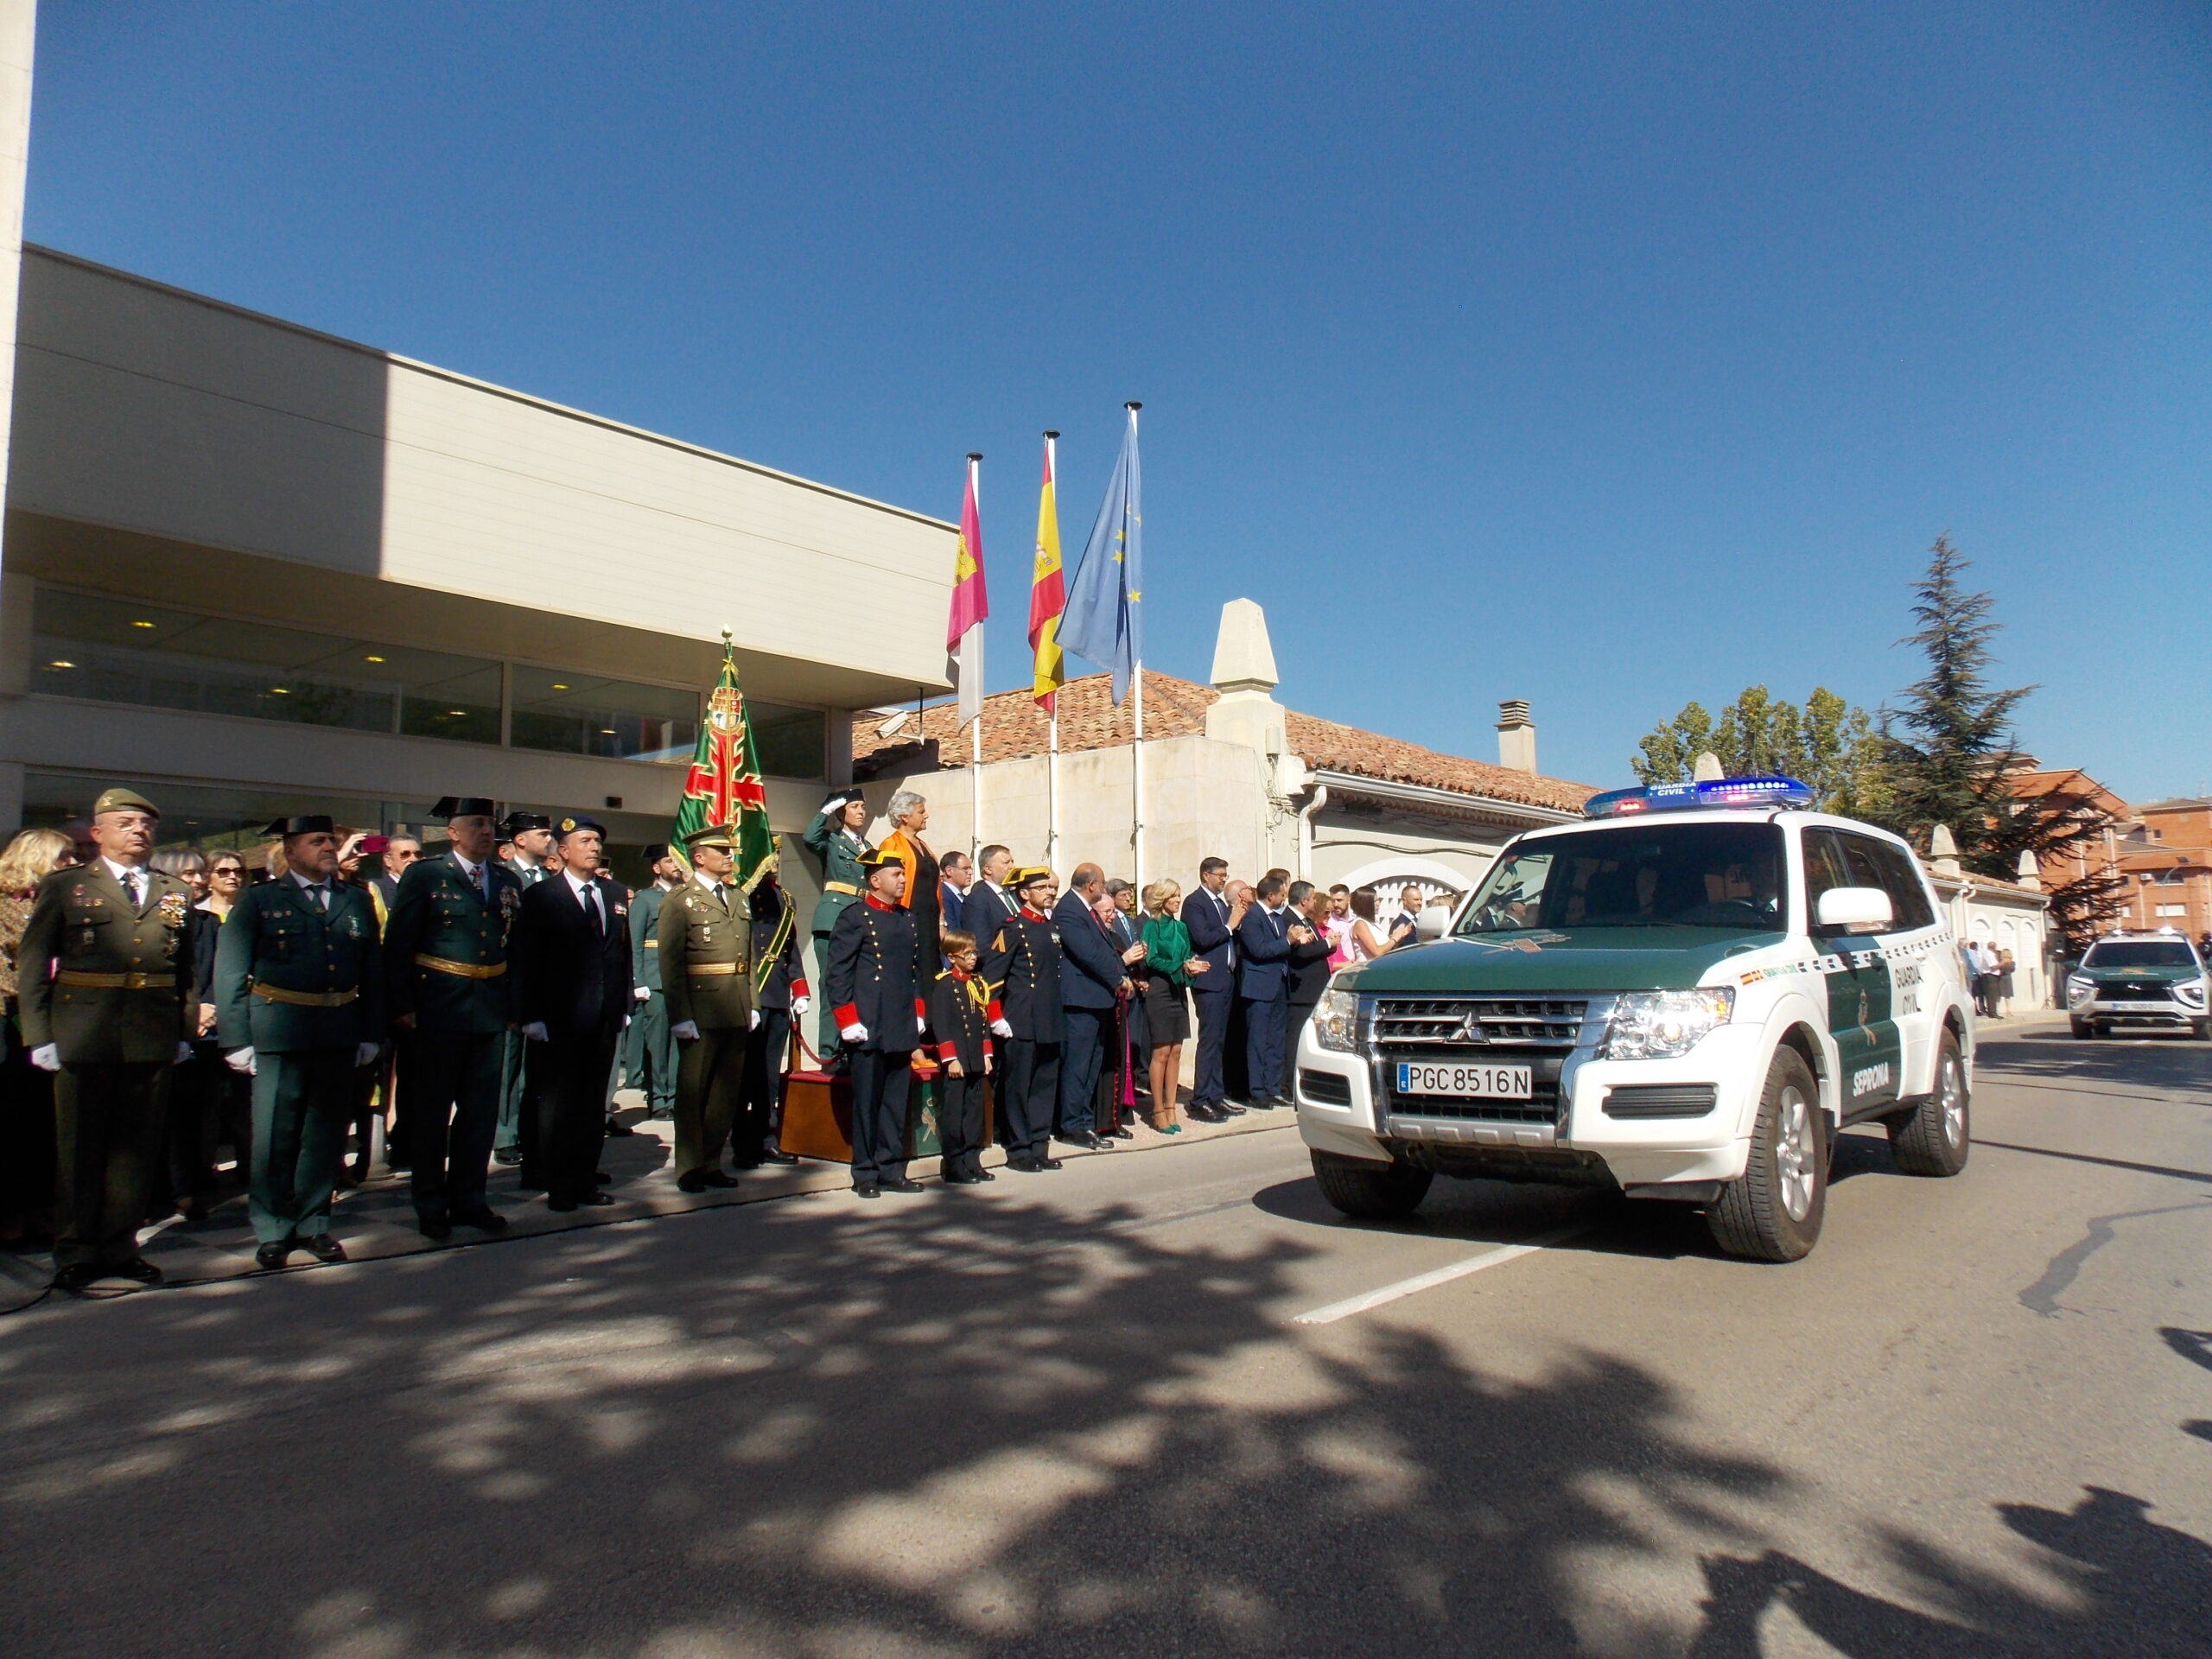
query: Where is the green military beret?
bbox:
[92,786,160,819]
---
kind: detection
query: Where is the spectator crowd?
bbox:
[0,782,1440,1290]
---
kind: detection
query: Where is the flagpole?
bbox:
[1044,430,1060,874]
[966,451,983,861]
[1126,403,1145,894]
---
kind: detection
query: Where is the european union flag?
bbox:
[1058,404,1142,706]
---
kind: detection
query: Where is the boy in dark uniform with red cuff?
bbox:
[824,851,925,1198]
[927,928,995,1185]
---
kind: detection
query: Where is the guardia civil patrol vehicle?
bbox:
[2067,931,2210,1040]
[1294,778,1974,1261]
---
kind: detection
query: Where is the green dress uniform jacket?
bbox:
[630,883,668,993]
[658,875,758,1179]
[800,809,873,939]
[382,853,523,1033]
[17,863,195,1062]
[213,880,385,1053]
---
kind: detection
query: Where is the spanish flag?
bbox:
[1029,435,1066,713]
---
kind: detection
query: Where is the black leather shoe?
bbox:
[417,1215,453,1240]
[575,1191,617,1207]
[453,1209,508,1233]
[603,1117,637,1137]
[1105,1125,1135,1140]
[971,1165,997,1181]
[492,1147,524,1166]
[677,1170,707,1194]
[111,1257,164,1286]
[301,1235,346,1263]
[1055,1132,1109,1152]
[701,1170,739,1188]
[547,1197,577,1212]
[757,1147,798,1165]
[853,1180,880,1198]
[255,1242,290,1270]
[52,1262,100,1294]
[880,1177,925,1194]
[1217,1101,1249,1116]
[941,1168,981,1185]
[594,1170,612,1184]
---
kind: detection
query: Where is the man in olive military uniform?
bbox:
[213,815,385,1269]
[737,869,807,1167]
[800,787,872,1063]
[622,844,683,1121]
[825,849,927,1197]
[978,866,1066,1173]
[493,810,554,1174]
[660,823,761,1192]
[383,798,522,1238]
[19,785,196,1290]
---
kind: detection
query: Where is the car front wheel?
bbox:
[1707,1047,1825,1262]
[1310,1149,1433,1219]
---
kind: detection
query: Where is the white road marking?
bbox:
[1292,1224,1586,1325]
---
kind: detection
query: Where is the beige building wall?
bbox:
[0,0,32,542]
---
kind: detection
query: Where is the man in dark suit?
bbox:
[513,815,632,1211]
[493,810,556,1176]
[1281,880,1335,1101]
[1179,856,1247,1123]
[1235,873,1306,1110]
[1053,864,1135,1152]
[978,866,1064,1172]
[825,851,925,1198]
[938,849,976,940]
[738,869,805,1168]
[383,797,523,1238]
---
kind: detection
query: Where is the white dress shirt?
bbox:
[565,868,606,930]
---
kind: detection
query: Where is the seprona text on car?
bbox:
[1295,776,1975,1262]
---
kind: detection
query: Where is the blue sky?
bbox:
[27,2,2210,800]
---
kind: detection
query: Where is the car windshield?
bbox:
[1457,822,1786,935]
[2083,941,2196,969]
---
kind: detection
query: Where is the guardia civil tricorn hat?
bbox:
[261,815,336,838]
[430,797,498,821]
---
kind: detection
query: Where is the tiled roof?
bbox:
[852,669,1597,816]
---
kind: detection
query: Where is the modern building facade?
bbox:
[0,248,956,897]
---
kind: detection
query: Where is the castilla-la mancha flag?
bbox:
[947,455,988,731]
[671,632,778,892]
[1029,438,1066,713]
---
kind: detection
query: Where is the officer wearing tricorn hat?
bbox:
[824,847,926,1197]
[978,865,1068,1173]
[17,785,196,1290]
[212,815,385,1270]
[800,786,873,1065]
[658,820,761,1192]
[382,797,523,1239]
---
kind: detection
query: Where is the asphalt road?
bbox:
[3,1013,2209,1657]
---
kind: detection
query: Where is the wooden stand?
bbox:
[779,1069,994,1164]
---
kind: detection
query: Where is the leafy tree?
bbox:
[1634,685,1883,814]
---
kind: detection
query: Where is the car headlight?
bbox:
[2066,974,2094,1003]
[1313,982,1362,1052]
[1602,988,1734,1060]
[2178,979,2208,1008]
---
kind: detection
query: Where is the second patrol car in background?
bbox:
[2067,932,2211,1040]
[1295,778,1976,1262]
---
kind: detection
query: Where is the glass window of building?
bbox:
[509,668,699,762]
[749,701,828,781]
[32,588,500,745]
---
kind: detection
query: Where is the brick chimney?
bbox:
[1496,699,1536,773]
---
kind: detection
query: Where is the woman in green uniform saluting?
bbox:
[800,788,872,1065]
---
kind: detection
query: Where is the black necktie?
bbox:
[125,870,143,909]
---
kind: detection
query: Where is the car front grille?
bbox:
[2096,982,2171,1001]
[1371,996,1588,1048]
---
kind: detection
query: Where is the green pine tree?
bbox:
[1633,685,1882,814]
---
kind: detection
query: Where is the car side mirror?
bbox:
[1815,887,1892,935]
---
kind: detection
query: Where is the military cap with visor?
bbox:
[92,786,161,819]
[682,822,740,852]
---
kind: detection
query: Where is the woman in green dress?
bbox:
[1139,878,1209,1133]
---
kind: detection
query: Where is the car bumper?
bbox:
[1293,1021,1759,1186]
[2080,998,2199,1027]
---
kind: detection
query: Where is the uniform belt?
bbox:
[251,982,360,1008]
[643,938,658,947]
[685,961,750,976]
[414,953,506,980]
[824,880,861,896]
[54,969,175,991]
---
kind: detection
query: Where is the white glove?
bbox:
[174,1041,194,1065]
[790,995,811,1017]
[621,1014,631,1031]
[748,1008,761,1030]
[633,985,652,1002]
[29,1043,60,1072]
[226,1046,257,1076]
[353,1041,380,1067]
[917,1014,928,1035]
[522,1021,549,1042]
[990,1017,1013,1039]
[840,1022,868,1044]
[671,1019,700,1041]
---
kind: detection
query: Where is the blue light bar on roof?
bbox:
[1584,776,1816,819]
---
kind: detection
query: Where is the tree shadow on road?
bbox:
[1976,1027,2212,1103]
[0,1184,2203,1657]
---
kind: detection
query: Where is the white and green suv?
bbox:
[2067,934,2210,1040]
[1294,778,1975,1262]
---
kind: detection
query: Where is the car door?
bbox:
[1802,830,1903,1114]
[1858,834,1944,1095]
